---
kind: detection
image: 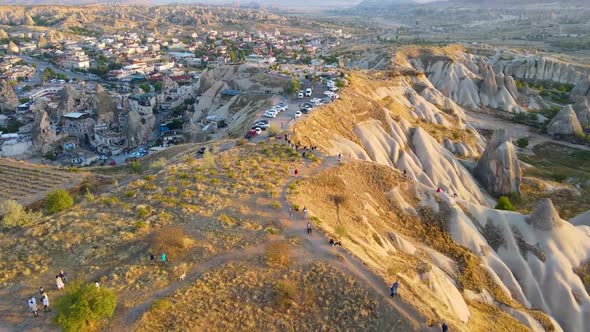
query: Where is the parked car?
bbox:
[99,155,108,161]
[197,147,207,154]
[305,88,312,97]
[263,111,277,118]
[246,129,257,138]
[254,121,270,129]
[254,127,262,135]
[298,92,304,99]
[277,102,288,110]
[294,110,302,118]
[252,125,266,131]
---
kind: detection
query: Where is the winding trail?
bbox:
[112,243,266,331]
[278,155,437,332]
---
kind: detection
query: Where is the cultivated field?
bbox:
[0,158,89,207]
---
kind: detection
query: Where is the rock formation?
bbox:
[32,109,59,154]
[495,55,590,85]
[526,198,564,231]
[573,97,590,127]
[93,85,117,124]
[546,105,583,136]
[126,109,155,148]
[474,129,521,196]
[7,41,19,54]
[572,76,590,98]
[0,80,18,113]
[55,85,79,119]
[0,29,8,39]
[37,35,47,48]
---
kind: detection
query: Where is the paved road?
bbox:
[18,55,97,84]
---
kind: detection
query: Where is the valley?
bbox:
[1,1,590,332]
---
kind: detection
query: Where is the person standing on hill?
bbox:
[390,281,399,297]
[55,275,64,290]
[41,293,50,312]
[441,322,448,332]
[59,270,68,284]
[161,252,167,264]
[338,153,342,163]
[28,297,39,318]
[306,222,312,235]
[289,207,293,220]
[302,207,308,220]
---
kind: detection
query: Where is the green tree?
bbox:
[229,50,237,63]
[515,137,529,148]
[139,82,151,93]
[0,200,41,228]
[285,77,301,94]
[45,189,74,214]
[495,196,516,211]
[240,50,246,62]
[53,281,117,332]
[154,81,163,93]
[335,79,345,88]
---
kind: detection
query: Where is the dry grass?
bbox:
[136,261,410,331]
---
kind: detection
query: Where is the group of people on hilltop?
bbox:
[28,270,67,318]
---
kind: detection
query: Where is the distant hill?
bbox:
[0,0,362,8]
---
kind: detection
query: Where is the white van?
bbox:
[305,88,312,97]
[298,91,304,99]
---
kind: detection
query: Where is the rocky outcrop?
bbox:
[32,109,59,154]
[546,105,583,136]
[93,85,117,124]
[474,129,521,196]
[572,76,590,98]
[0,80,18,113]
[495,55,590,85]
[126,109,155,148]
[573,97,590,127]
[37,35,47,48]
[0,29,8,39]
[7,41,19,54]
[55,84,79,119]
[527,199,564,231]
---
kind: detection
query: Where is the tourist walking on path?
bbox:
[294,168,298,177]
[302,207,308,220]
[338,153,342,163]
[390,281,399,297]
[306,222,312,235]
[55,275,64,290]
[441,322,448,332]
[289,207,293,220]
[59,270,68,284]
[28,297,39,318]
[149,252,156,264]
[161,252,167,264]
[41,293,50,312]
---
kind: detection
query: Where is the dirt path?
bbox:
[278,155,437,332]
[112,243,266,331]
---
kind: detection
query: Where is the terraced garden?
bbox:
[0,159,88,206]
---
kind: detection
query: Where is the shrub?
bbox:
[495,196,516,211]
[275,279,297,307]
[150,226,192,258]
[150,158,167,170]
[129,160,142,174]
[515,137,529,148]
[53,281,117,332]
[0,200,41,228]
[143,175,155,181]
[267,124,280,137]
[125,191,136,198]
[264,241,291,267]
[335,226,347,237]
[46,189,74,214]
[137,206,150,218]
[237,138,248,146]
[271,201,281,209]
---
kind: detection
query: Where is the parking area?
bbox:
[246,77,341,142]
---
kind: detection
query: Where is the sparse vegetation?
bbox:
[495,196,516,211]
[265,241,291,267]
[0,200,41,228]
